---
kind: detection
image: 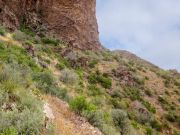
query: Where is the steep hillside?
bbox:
[0,27,179,135]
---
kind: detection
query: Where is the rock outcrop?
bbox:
[0,0,101,50]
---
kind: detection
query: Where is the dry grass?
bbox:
[44,95,103,135]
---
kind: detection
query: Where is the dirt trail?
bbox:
[44,95,103,135]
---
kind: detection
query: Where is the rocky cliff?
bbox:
[0,0,101,50]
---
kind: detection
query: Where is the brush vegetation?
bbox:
[0,26,179,135]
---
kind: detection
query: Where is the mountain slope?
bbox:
[0,27,179,135]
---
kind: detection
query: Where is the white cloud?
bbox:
[96,0,180,71]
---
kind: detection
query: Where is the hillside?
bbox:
[0,26,179,135]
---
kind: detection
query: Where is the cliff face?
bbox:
[0,0,101,50]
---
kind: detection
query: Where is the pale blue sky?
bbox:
[96,0,180,71]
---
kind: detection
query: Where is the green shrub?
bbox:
[124,87,142,101]
[98,75,112,89]
[41,37,60,46]
[0,43,40,72]
[55,63,65,70]
[100,124,118,135]
[91,96,105,106]
[88,59,98,68]
[111,99,128,109]
[158,96,168,105]
[0,26,5,36]
[173,130,180,135]
[12,30,27,41]
[33,71,54,87]
[111,109,129,135]
[165,111,177,122]
[33,71,69,100]
[142,101,156,114]
[70,96,96,115]
[20,26,35,37]
[130,101,151,124]
[110,90,122,99]
[60,69,78,84]
[88,85,103,96]
[0,127,18,135]
[88,74,98,83]
[145,89,153,97]
[150,120,162,131]
[0,64,44,134]
[24,40,33,46]
[0,108,43,134]
[146,127,153,135]
[82,110,104,127]
[88,73,112,89]
[133,76,145,85]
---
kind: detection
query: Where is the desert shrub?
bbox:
[55,63,65,70]
[98,75,112,89]
[75,68,84,80]
[111,99,128,110]
[110,90,123,99]
[12,30,28,41]
[24,40,33,46]
[69,96,96,115]
[130,101,151,124]
[33,71,54,91]
[158,96,168,105]
[20,26,35,37]
[91,96,105,106]
[164,79,171,87]
[0,108,43,134]
[41,37,60,46]
[88,59,98,68]
[33,71,69,100]
[82,110,104,127]
[87,85,103,96]
[100,124,119,135]
[124,87,142,101]
[174,81,180,86]
[133,76,145,85]
[150,120,162,131]
[111,109,129,135]
[142,101,156,114]
[173,130,180,135]
[60,69,79,84]
[0,43,40,72]
[88,73,98,83]
[0,26,5,36]
[0,64,44,134]
[146,127,153,135]
[88,73,112,89]
[145,89,153,97]
[165,111,177,122]
[0,127,18,135]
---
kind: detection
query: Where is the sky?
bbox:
[96,0,180,71]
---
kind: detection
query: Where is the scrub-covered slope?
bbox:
[0,27,179,135]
